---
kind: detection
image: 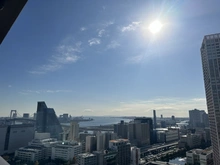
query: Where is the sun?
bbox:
[148,20,163,34]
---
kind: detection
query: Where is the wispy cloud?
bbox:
[121,22,141,32]
[83,109,94,112]
[110,97,207,117]
[30,41,82,74]
[8,85,12,88]
[19,89,72,95]
[126,54,146,64]
[96,20,114,38]
[106,41,120,49]
[102,21,114,28]
[80,27,87,31]
[88,38,101,46]
[98,29,105,37]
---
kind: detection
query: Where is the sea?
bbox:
[77,116,132,127]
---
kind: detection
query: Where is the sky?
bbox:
[1,0,220,117]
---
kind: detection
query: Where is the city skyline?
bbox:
[1,1,220,117]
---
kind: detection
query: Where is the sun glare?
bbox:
[149,20,163,34]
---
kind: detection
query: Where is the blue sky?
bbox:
[1,0,220,117]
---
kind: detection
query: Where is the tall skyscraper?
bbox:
[68,121,79,141]
[96,132,105,151]
[134,117,154,144]
[189,109,207,128]
[36,101,63,139]
[113,120,128,139]
[109,139,131,165]
[153,110,157,129]
[86,136,97,153]
[128,122,150,147]
[201,33,220,165]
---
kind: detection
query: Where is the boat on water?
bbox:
[71,116,93,122]
[58,115,94,123]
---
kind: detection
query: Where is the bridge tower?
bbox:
[10,110,17,118]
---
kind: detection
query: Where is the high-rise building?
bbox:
[114,120,128,139]
[96,132,105,151]
[134,117,154,144]
[86,136,97,153]
[104,132,117,149]
[36,101,63,139]
[128,122,150,147]
[153,110,157,129]
[189,109,207,128]
[201,33,220,165]
[109,139,131,165]
[131,146,140,165]
[68,121,79,141]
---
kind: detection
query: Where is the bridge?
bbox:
[140,142,178,158]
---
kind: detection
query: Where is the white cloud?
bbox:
[88,38,101,46]
[98,29,105,37]
[121,22,141,32]
[80,27,87,31]
[106,41,120,49]
[29,41,82,74]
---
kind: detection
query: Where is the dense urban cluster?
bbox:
[0,99,214,165]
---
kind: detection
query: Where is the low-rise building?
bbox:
[77,153,97,165]
[15,133,59,162]
[15,146,46,162]
[179,134,201,149]
[51,141,82,161]
[156,128,179,143]
[186,147,213,165]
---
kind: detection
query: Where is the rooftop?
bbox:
[109,139,129,143]
[78,153,96,158]
[187,147,213,155]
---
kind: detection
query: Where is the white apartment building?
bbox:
[77,153,97,165]
[15,133,59,162]
[51,141,82,161]
[15,146,46,162]
[186,147,213,165]
[131,146,140,165]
